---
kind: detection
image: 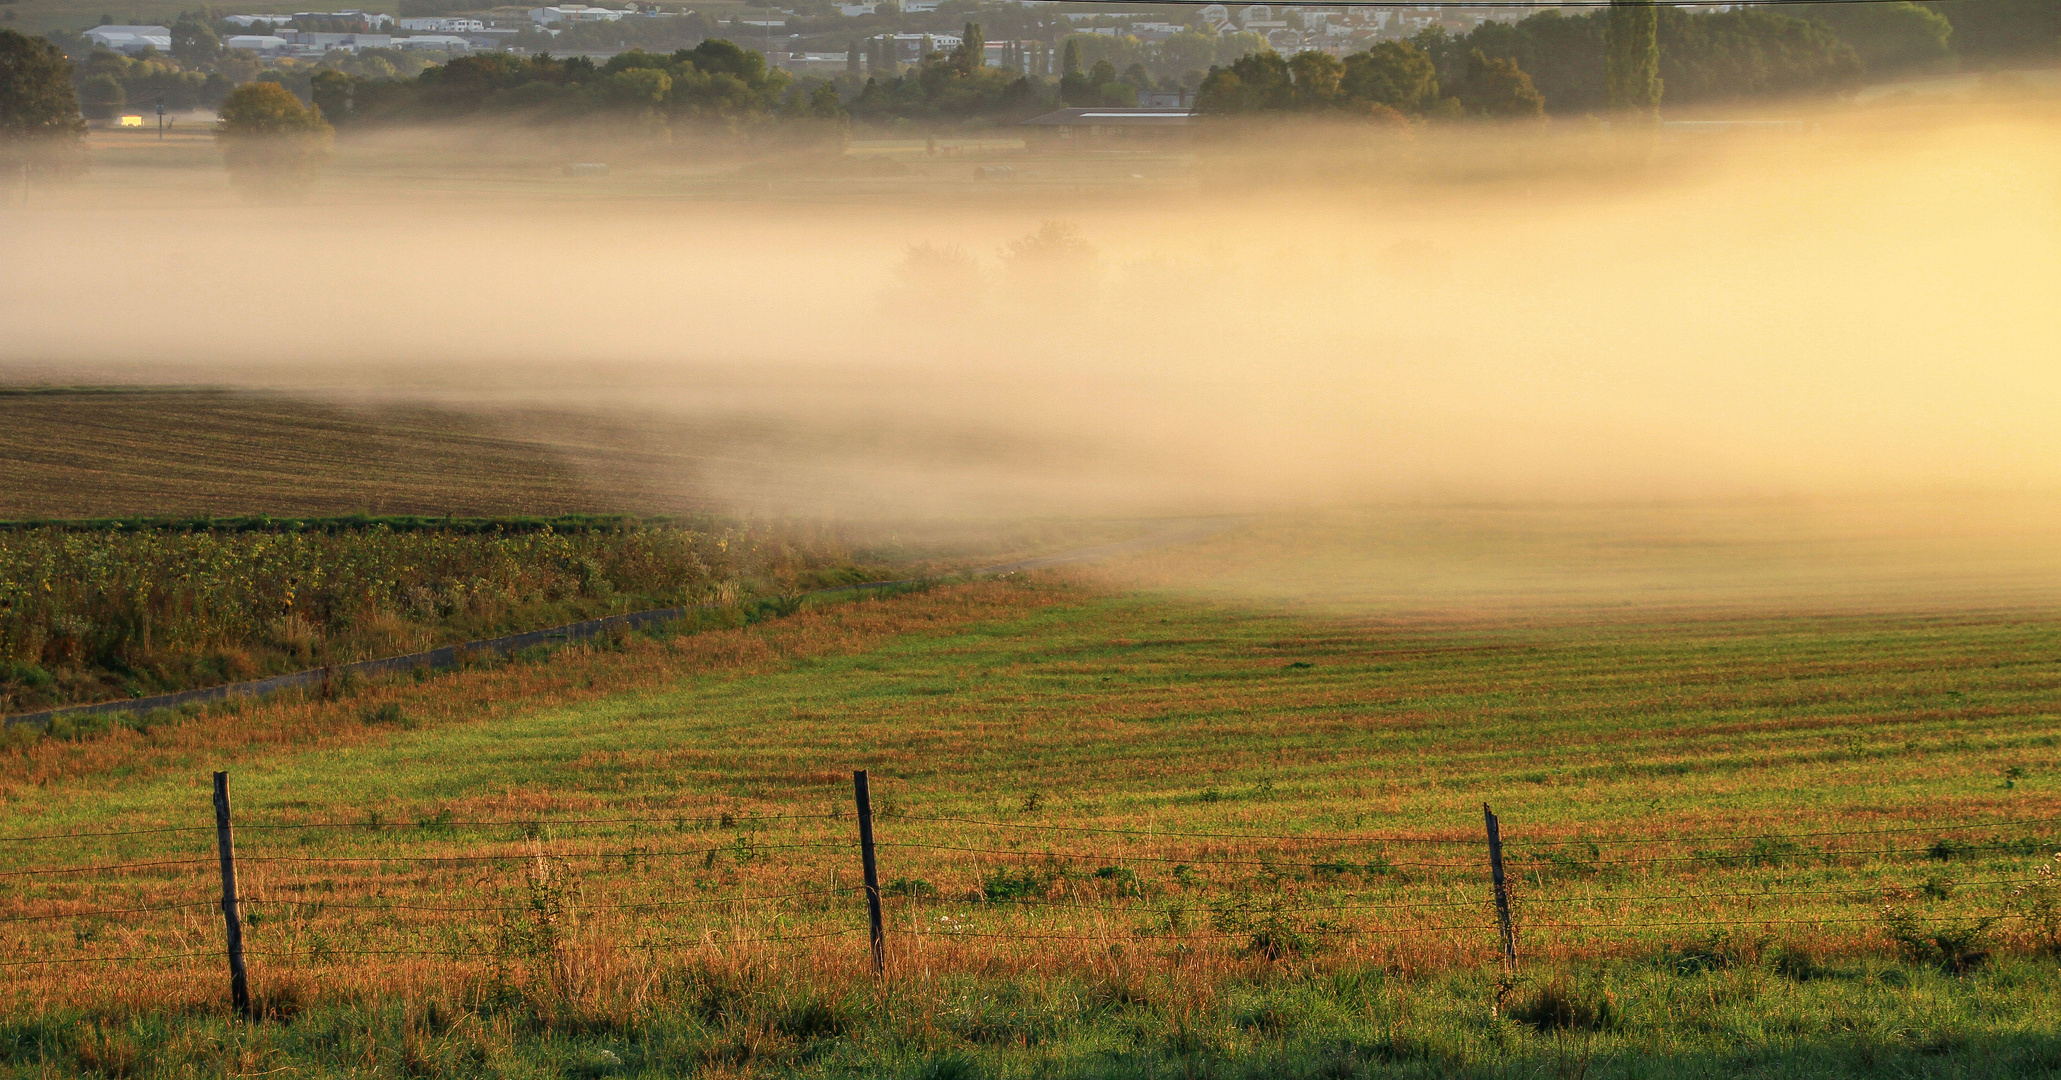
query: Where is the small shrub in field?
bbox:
[1529,840,1602,880]
[1093,866,1142,896]
[1212,897,1317,960]
[1880,904,1996,974]
[773,993,850,1040]
[1508,977,1616,1033]
[885,876,937,899]
[1663,930,1765,975]
[2016,852,2061,954]
[1768,944,1826,982]
[1695,836,1804,868]
[980,868,1047,902]
[359,703,414,729]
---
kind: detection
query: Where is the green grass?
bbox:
[3,564,2060,1076]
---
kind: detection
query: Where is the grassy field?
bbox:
[4,510,2061,1077]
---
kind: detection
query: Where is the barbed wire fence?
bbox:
[1,770,2054,1018]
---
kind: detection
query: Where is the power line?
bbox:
[1511,815,2061,848]
[0,901,213,924]
[1034,0,1958,8]
[0,811,835,844]
[0,858,209,879]
[877,841,1473,868]
[907,815,1481,845]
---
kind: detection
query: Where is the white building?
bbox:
[287,31,391,51]
[224,34,292,52]
[398,17,485,31]
[872,31,959,61]
[391,34,474,51]
[528,5,628,24]
[837,2,877,14]
[294,9,393,28]
[83,25,171,54]
[223,14,295,27]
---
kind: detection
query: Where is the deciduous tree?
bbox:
[215,81,334,198]
[1459,49,1546,117]
[0,29,87,181]
[1340,40,1440,114]
[1607,0,1661,115]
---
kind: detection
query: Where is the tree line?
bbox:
[3,0,2057,163]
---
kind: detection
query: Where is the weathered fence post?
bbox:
[853,770,885,973]
[1484,803,1516,970]
[213,771,253,1018]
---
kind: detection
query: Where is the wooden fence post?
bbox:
[213,771,253,1018]
[852,770,885,974]
[1484,802,1516,970]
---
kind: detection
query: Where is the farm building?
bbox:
[1020,108,1194,148]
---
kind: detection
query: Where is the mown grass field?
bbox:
[0,389,666,520]
[5,509,2061,1077]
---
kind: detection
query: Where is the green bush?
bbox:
[1,661,53,688]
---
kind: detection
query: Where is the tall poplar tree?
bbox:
[952,21,984,74]
[1605,0,1661,116]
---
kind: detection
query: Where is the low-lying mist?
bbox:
[4,97,2057,609]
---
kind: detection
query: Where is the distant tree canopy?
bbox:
[217,80,333,137]
[1341,41,1441,115]
[1196,42,1436,121]
[0,29,88,140]
[1062,28,1270,87]
[77,72,125,119]
[325,40,813,127]
[170,16,223,64]
[1805,1,1954,77]
[1457,49,1546,117]
[216,80,334,197]
[851,31,1038,121]
[1922,0,2060,63]
[1415,5,1862,114]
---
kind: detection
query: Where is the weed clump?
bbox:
[980,868,1050,903]
[1768,943,1826,982]
[886,876,938,899]
[2015,851,2061,954]
[1507,977,1616,1033]
[1879,903,1996,975]
[359,702,414,729]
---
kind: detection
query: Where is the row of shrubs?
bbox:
[0,521,879,713]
